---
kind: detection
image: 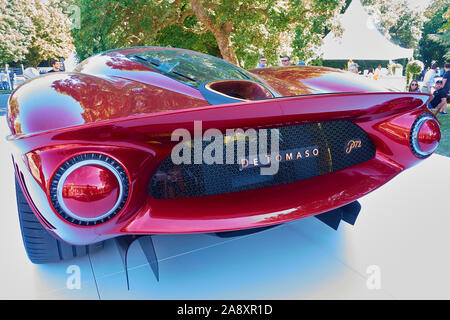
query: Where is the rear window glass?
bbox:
[127,49,260,87]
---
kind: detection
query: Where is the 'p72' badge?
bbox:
[346,139,362,154]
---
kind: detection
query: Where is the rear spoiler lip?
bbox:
[7,91,430,142]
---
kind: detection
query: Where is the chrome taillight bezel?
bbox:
[409,113,439,158]
[50,153,129,226]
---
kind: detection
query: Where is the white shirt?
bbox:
[423,69,436,88]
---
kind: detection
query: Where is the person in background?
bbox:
[47,59,62,73]
[408,80,420,92]
[422,62,439,93]
[347,59,354,70]
[418,67,428,81]
[367,67,374,79]
[373,65,382,80]
[442,62,449,94]
[298,61,306,66]
[0,71,8,90]
[348,62,358,73]
[256,57,267,68]
[281,56,291,66]
[428,80,447,115]
[59,58,66,72]
[9,72,15,90]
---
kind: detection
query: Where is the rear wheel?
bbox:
[15,177,103,264]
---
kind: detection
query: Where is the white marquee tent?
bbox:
[319,0,414,60]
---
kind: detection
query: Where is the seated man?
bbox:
[47,59,62,73]
[428,80,447,115]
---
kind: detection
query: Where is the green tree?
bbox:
[170,0,345,66]
[291,0,344,63]
[437,7,450,60]
[72,0,185,60]
[418,0,450,67]
[25,0,74,67]
[72,0,345,67]
[155,16,220,58]
[0,0,34,65]
[0,0,74,66]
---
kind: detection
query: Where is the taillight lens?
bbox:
[50,153,129,226]
[410,113,441,158]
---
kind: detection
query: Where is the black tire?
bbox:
[15,177,103,264]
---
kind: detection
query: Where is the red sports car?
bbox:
[7,47,440,264]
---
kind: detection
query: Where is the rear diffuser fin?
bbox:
[315,201,361,230]
[114,235,159,290]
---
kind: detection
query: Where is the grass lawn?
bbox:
[0,90,12,94]
[435,103,450,157]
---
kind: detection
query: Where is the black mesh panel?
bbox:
[150,121,375,199]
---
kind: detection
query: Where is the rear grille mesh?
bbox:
[150,121,376,199]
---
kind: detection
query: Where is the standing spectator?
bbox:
[367,67,374,79]
[428,80,447,115]
[0,71,8,90]
[9,72,15,90]
[422,62,439,93]
[408,80,420,92]
[47,60,62,73]
[418,67,428,81]
[348,62,358,74]
[347,59,354,70]
[281,56,291,66]
[442,62,450,94]
[256,57,267,68]
[59,58,66,72]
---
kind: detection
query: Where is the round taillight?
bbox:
[410,113,441,158]
[50,154,129,226]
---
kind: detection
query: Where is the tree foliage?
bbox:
[290,0,344,63]
[437,7,450,60]
[0,0,74,66]
[72,0,345,67]
[26,0,74,67]
[406,60,423,85]
[417,0,450,66]
[155,16,220,58]
[71,0,185,60]
[0,0,34,64]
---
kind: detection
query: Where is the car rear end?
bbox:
[9,90,440,245]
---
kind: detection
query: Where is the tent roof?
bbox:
[319,0,414,60]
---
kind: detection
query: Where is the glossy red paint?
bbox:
[418,119,441,154]
[7,71,209,137]
[6,47,440,245]
[62,165,121,219]
[249,65,389,96]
